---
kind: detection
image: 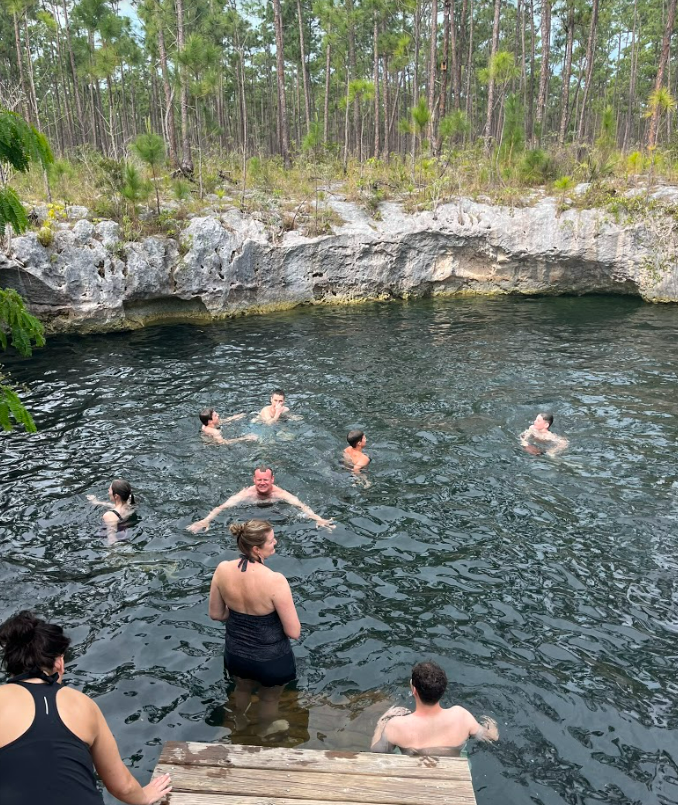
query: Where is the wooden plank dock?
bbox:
[154,742,477,805]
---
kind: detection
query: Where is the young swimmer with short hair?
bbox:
[520,412,568,456]
[343,430,370,473]
[370,661,498,756]
[199,408,257,445]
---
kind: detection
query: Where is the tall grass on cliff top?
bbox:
[11,134,678,236]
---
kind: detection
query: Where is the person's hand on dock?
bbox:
[142,772,172,804]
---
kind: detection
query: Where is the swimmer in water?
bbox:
[520,412,569,456]
[343,429,370,473]
[258,389,290,425]
[87,478,137,544]
[199,408,257,445]
[371,661,499,756]
[187,466,335,532]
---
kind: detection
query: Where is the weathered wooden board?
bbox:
[154,763,475,805]
[153,742,477,805]
[159,741,471,781]
[167,797,402,805]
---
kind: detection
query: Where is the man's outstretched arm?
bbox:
[187,488,252,533]
[276,489,335,530]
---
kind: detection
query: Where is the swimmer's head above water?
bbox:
[533,412,553,431]
[199,408,220,427]
[411,661,448,705]
[253,466,275,496]
[347,429,366,449]
[110,478,135,506]
[229,519,276,562]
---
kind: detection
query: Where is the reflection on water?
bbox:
[2,296,678,805]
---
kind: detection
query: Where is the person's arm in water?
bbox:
[370,706,411,753]
[86,495,115,509]
[465,710,499,742]
[275,488,335,530]
[216,433,258,446]
[187,487,253,533]
[546,434,569,456]
[208,566,229,621]
[222,413,246,423]
[89,700,172,804]
[203,426,257,445]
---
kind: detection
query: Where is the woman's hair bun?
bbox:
[229,522,245,538]
[1,610,37,646]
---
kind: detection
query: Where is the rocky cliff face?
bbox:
[2,194,676,333]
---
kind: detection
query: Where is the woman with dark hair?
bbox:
[0,611,171,805]
[87,478,137,543]
[208,519,300,727]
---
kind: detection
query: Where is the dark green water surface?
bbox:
[2,296,678,805]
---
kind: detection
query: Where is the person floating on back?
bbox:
[187,466,335,532]
[344,430,370,473]
[87,478,137,544]
[0,610,172,805]
[370,661,499,756]
[520,412,568,456]
[199,408,257,445]
[258,389,290,424]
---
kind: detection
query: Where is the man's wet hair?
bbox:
[411,661,447,705]
[254,465,274,476]
[540,412,554,427]
[271,389,285,399]
[347,429,365,448]
[199,407,215,426]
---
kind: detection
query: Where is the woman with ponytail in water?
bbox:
[208,519,300,727]
[0,611,171,805]
[87,478,137,542]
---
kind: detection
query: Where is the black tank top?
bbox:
[0,674,104,805]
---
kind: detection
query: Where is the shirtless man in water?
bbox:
[520,412,568,456]
[199,408,257,446]
[343,430,370,473]
[187,466,335,531]
[258,390,290,424]
[371,661,498,756]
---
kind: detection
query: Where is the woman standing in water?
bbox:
[87,478,137,543]
[208,520,300,729]
[0,611,171,805]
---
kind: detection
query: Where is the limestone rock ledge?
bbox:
[1,196,676,334]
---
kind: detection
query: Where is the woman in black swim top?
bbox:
[0,611,171,805]
[208,519,300,726]
[87,478,137,543]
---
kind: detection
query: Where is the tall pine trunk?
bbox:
[577,0,599,142]
[156,5,178,168]
[272,0,290,167]
[623,0,639,150]
[176,0,194,173]
[558,1,574,145]
[435,0,451,154]
[535,0,551,136]
[483,0,501,153]
[427,0,438,144]
[647,0,677,148]
[296,0,311,137]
